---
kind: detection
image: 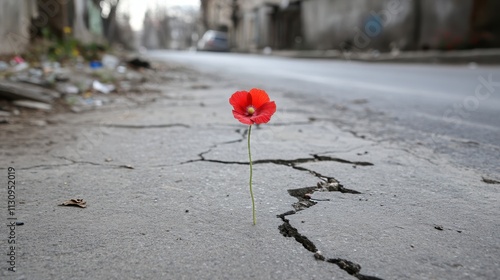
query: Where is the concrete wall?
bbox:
[301,0,499,51]
[471,0,500,48]
[418,0,473,50]
[255,5,274,48]
[233,0,282,50]
[417,0,500,49]
[204,0,233,31]
[301,0,415,51]
[0,0,38,55]
[205,0,499,52]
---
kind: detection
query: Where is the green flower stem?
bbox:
[248,125,256,225]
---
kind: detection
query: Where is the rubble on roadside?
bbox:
[0,52,157,124]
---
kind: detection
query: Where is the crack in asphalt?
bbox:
[185,155,378,278]
[277,179,383,280]
[7,163,76,170]
[8,157,105,170]
[482,177,500,184]
[183,128,373,168]
[182,153,373,169]
[347,130,367,139]
[180,129,380,279]
[54,156,104,166]
[13,156,140,170]
[182,126,374,171]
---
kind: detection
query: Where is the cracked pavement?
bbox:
[1,63,499,280]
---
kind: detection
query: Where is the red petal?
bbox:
[251,101,276,124]
[249,88,270,109]
[232,110,254,125]
[229,91,250,114]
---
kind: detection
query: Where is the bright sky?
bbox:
[118,0,200,30]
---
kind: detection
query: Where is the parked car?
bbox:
[197,30,229,52]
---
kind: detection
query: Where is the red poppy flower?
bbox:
[229,88,276,125]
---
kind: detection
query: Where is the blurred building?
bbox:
[142,6,199,50]
[200,0,500,52]
[0,0,38,55]
[201,0,302,50]
[0,0,137,55]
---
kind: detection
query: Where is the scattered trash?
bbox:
[116,65,127,74]
[0,48,150,121]
[92,80,115,94]
[13,100,52,111]
[56,83,80,95]
[28,68,44,77]
[12,56,25,64]
[41,61,61,74]
[120,164,134,169]
[59,198,87,208]
[127,58,151,70]
[66,94,109,113]
[90,61,103,69]
[102,54,120,69]
[0,61,9,71]
[0,80,56,103]
[11,56,29,72]
[15,70,51,87]
[54,71,71,82]
[13,62,29,72]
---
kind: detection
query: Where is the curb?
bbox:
[242,48,500,64]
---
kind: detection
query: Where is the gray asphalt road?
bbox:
[148,50,500,175]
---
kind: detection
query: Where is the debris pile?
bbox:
[0,52,154,124]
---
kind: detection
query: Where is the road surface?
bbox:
[148,50,500,175]
[1,51,499,279]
